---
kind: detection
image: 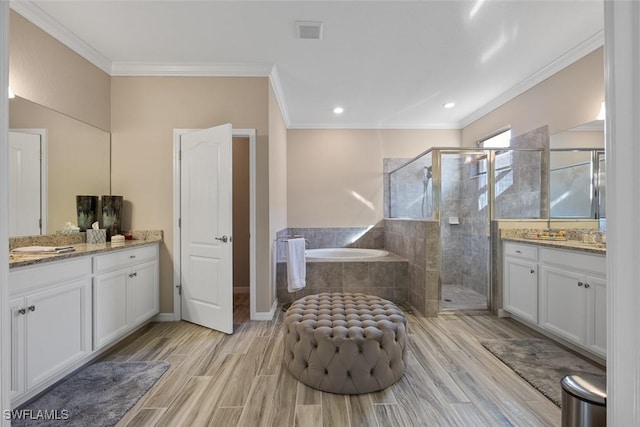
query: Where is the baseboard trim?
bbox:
[498,309,512,318]
[153,313,177,322]
[253,300,277,321]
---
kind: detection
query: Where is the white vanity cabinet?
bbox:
[9,257,92,401]
[502,241,606,359]
[503,243,538,323]
[93,244,159,350]
[539,247,606,358]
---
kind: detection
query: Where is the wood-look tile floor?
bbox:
[108,305,562,426]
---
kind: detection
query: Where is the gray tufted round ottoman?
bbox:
[283,292,407,394]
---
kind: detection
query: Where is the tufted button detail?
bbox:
[283,292,406,394]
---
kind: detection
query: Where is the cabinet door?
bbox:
[586,275,607,357]
[504,258,538,322]
[9,296,25,399]
[129,260,159,327]
[540,266,586,345]
[93,269,129,350]
[25,278,92,388]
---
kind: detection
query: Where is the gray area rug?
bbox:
[481,338,605,407]
[13,361,170,427]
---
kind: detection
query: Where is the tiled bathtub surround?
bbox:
[384,219,440,316]
[276,254,408,304]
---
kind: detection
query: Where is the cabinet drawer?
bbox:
[540,247,605,276]
[10,257,91,295]
[504,242,538,261]
[93,244,158,274]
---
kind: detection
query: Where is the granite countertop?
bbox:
[9,230,163,269]
[501,236,606,255]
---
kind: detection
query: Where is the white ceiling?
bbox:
[13,1,604,129]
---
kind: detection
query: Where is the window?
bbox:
[479,128,511,148]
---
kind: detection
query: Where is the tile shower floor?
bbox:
[441,284,488,310]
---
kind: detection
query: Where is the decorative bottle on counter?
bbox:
[76,195,98,232]
[101,195,123,241]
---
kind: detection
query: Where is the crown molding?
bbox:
[268,65,291,128]
[459,29,604,129]
[287,122,461,130]
[10,1,112,74]
[110,62,274,77]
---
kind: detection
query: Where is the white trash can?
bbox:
[561,375,606,427]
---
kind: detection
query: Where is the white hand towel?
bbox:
[286,238,306,292]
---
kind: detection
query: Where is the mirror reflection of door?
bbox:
[9,130,46,237]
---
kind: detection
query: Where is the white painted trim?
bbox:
[9,2,606,131]
[460,30,605,128]
[172,130,182,322]
[152,313,176,322]
[604,1,640,424]
[10,128,48,234]
[0,2,11,423]
[497,309,511,318]
[173,128,258,325]
[253,299,277,321]
[111,62,274,77]
[9,1,112,74]
[287,122,460,130]
[268,66,291,128]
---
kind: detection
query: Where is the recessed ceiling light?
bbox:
[333,107,344,114]
[443,102,456,109]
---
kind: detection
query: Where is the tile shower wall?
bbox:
[385,157,433,219]
[384,219,440,316]
[494,126,549,219]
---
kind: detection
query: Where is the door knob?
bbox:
[215,235,228,243]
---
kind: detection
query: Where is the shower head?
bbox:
[423,166,433,180]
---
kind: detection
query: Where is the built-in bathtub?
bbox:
[276,248,408,304]
[305,248,389,260]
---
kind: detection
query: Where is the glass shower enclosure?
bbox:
[389,147,545,312]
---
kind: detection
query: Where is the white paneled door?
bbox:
[9,131,42,237]
[179,124,233,334]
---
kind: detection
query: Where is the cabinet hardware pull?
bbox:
[129,272,138,278]
[28,305,35,312]
[17,308,26,315]
[515,250,522,254]
[584,283,591,289]
[530,269,535,274]
[578,281,584,287]
[130,255,136,259]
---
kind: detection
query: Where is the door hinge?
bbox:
[178,218,181,228]
[179,150,182,161]
[177,284,182,295]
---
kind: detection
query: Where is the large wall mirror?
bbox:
[549,120,605,219]
[9,96,111,237]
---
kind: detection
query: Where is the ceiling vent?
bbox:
[296,21,323,40]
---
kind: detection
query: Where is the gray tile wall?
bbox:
[276,259,408,305]
[384,219,440,316]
